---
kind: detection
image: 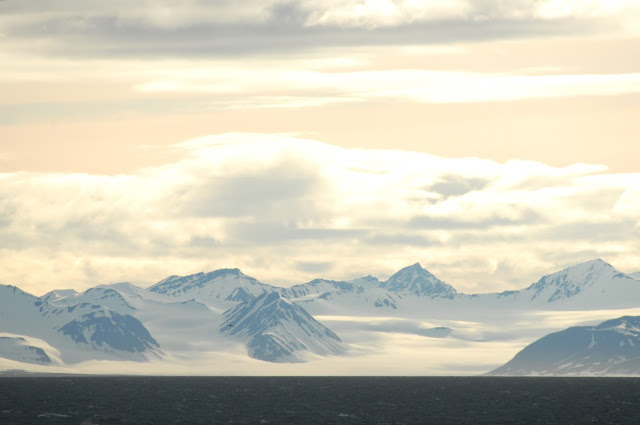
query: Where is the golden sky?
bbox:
[1,0,639,293]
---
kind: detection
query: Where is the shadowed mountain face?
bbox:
[0,337,51,365]
[381,263,457,298]
[490,316,640,376]
[0,285,161,363]
[58,310,159,354]
[221,292,346,363]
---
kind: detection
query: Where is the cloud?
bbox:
[304,0,640,28]
[409,210,544,230]
[2,1,639,128]
[2,0,638,62]
[133,68,640,108]
[428,175,492,199]
[294,261,334,274]
[174,160,327,219]
[0,133,638,294]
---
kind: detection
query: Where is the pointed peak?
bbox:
[540,258,618,281]
[392,262,435,277]
[551,259,618,276]
[526,258,626,303]
[382,263,456,297]
[585,258,606,264]
[570,258,611,268]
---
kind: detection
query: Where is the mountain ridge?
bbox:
[221,292,346,362]
[4,258,640,374]
[489,315,640,376]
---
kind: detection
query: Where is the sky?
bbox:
[1,0,639,296]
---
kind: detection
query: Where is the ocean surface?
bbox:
[2,376,640,424]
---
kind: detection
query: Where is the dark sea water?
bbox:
[2,376,640,424]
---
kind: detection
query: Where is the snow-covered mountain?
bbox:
[631,271,640,280]
[42,289,79,304]
[516,259,640,308]
[278,263,456,316]
[0,336,52,365]
[221,292,346,362]
[57,307,159,356]
[490,316,640,376]
[1,277,346,366]
[4,258,640,374]
[450,259,640,313]
[278,260,640,318]
[381,263,457,298]
[148,268,278,311]
[280,278,400,315]
[348,275,381,286]
[281,279,365,299]
[0,285,161,363]
[59,287,137,313]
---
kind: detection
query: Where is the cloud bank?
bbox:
[1,133,638,294]
[1,0,638,60]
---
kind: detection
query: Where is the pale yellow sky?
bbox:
[1,37,639,174]
[1,94,639,174]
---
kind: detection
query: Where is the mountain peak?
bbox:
[149,268,255,292]
[400,263,425,273]
[381,263,456,298]
[201,268,246,280]
[577,258,608,266]
[525,258,629,304]
[148,268,275,309]
[348,275,381,286]
[221,291,345,362]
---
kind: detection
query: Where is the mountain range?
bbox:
[1,259,640,374]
